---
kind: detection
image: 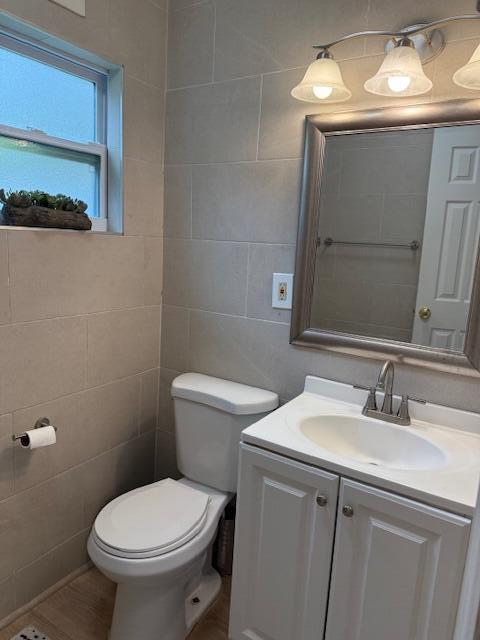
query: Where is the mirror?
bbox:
[291,99,480,375]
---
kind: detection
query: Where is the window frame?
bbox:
[0,28,111,232]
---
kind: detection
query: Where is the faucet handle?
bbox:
[397,394,410,422]
[353,384,377,411]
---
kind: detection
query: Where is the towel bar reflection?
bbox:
[318,237,420,251]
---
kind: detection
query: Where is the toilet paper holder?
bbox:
[12,417,58,443]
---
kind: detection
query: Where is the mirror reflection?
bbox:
[311,124,480,352]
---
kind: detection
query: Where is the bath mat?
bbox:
[11,626,50,640]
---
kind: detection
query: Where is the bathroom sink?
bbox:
[299,414,448,471]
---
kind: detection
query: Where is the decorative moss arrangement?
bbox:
[0,188,92,230]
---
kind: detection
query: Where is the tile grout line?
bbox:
[211,0,217,84]
[255,75,264,162]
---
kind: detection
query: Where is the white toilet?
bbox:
[87,373,278,640]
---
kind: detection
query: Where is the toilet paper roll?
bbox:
[20,425,57,449]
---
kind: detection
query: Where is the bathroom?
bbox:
[0,0,480,638]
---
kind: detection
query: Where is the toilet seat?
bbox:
[93,478,211,559]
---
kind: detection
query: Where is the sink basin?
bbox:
[299,415,448,471]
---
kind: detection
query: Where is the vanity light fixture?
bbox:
[292,10,480,103]
[291,49,352,103]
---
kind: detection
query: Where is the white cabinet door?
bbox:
[229,444,339,640]
[325,479,471,640]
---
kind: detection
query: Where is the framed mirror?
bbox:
[291,99,480,376]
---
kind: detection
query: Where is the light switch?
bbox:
[49,0,86,16]
[272,273,294,309]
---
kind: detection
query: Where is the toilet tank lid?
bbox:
[171,373,279,415]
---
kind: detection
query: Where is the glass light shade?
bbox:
[291,58,352,103]
[453,43,480,90]
[364,45,432,97]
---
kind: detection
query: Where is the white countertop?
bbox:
[241,376,480,517]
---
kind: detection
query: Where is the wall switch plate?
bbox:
[49,0,86,16]
[272,273,294,309]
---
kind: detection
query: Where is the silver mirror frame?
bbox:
[291,98,480,377]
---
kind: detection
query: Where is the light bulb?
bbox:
[313,85,334,100]
[387,75,412,93]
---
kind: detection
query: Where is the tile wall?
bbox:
[0,0,166,620]
[159,0,480,477]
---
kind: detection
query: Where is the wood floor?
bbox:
[0,568,231,640]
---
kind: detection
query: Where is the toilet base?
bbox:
[185,568,222,633]
[108,567,223,640]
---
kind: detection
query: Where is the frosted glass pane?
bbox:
[0,45,96,143]
[0,135,100,217]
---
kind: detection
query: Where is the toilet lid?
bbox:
[94,478,210,556]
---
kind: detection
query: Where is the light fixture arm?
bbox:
[313,14,480,52]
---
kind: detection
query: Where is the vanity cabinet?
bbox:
[229,445,471,640]
[229,445,339,640]
[325,479,470,640]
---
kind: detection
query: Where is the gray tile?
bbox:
[163,239,248,314]
[246,244,296,323]
[369,283,417,333]
[15,529,89,609]
[107,0,167,87]
[214,0,369,81]
[124,158,164,237]
[0,317,87,414]
[0,424,13,501]
[382,195,427,244]
[125,75,165,165]
[164,165,192,238]
[140,368,160,433]
[0,498,16,581]
[0,575,15,621]
[158,368,180,434]
[258,68,314,161]
[0,232,10,325]
[155,429,180,480]
[12,379,140,493]
[339,145,432,196]
[319,194,383,243]
[13,393,86,494]
[87,307,160,387]
[192,160,301,243]
[165,77,261,164]
[82,432,155,526]
[13,469,85,570]
[161,305,190,371]
[188,309,378,401]
[9,231,145,321]
[144,237,163,306]
[332,245,421,287]
[167,1,214,89]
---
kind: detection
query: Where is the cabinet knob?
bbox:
[316,495,328,507]
[342,505,354,518]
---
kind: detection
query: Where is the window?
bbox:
[0,28,118,232]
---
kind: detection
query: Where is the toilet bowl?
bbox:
[88,373,278,640]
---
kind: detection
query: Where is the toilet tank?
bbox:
[171,373,279,493]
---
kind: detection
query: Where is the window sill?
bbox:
[0,224,122,236]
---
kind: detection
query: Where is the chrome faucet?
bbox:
[354,360,426,426]
[376,360,394,414]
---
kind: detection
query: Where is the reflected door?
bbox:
[412,126,480,349]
